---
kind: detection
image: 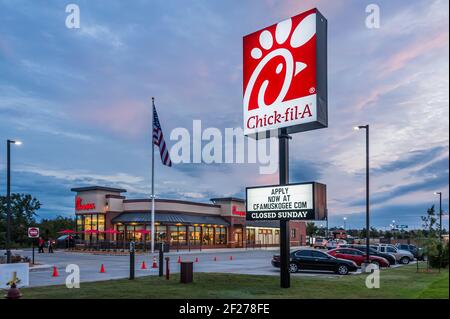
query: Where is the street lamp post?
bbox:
[354,125,370,265]
[5,139,22,263]
[343,217,347,231]
[434,192,442,240]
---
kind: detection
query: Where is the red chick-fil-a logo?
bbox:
[232,205,246,217]
[243,9,318,134]
[75,197,96,211]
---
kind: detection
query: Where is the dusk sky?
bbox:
[0,0,448,229]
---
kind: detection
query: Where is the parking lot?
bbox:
[12,246,412,287]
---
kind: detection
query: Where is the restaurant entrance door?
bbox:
[234,226,243,248]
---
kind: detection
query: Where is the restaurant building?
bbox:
[72,186,307,249]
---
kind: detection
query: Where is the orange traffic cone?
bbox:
[195,257,199,263]
[52,266,59,277]
[100,264,105,273]
[152,257,158,268]
[141,261,147,269]
[177,256,182,263]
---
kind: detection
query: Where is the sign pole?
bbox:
[279,128,291,288]
[32,240,35,265]
[151,97,156,255]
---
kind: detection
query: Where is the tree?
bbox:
[38,216,75,239]
[421,205,438,237]
[0,193,41,246]
[306,222,318,238]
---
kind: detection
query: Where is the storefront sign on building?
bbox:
[243,8,327,138]
[246,182,327,221]
[232,205,246,217]
[75,197,96,211]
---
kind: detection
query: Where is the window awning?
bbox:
[112,212,230,227]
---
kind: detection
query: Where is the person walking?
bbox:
[48,238,54,253]
[38,237,45,253]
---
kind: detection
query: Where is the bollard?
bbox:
[165,256,170,280]
[159,243,164,277]
[129,241,135,280]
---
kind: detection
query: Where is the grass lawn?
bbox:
[20,265,449,299]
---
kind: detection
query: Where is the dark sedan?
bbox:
[272,249,358,275]
[340,244,396,265]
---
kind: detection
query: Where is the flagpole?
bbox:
[151,97,155,255]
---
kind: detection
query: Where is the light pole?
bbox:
[6,139,22,263]
[434,192,442,240]
[343,217,347,231]
[354,125,370,265]
[392,220,396,240]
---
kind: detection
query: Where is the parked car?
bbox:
[326,239,347,250]
[313,238,328,249]
[374,244,414,264]
[271,249,358,275]
[340,244,397,265]
[395,244,425,260]
[327,248,390,267]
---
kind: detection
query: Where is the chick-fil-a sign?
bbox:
[232,205,246,217]
[243,8,327,137]
[75,197,96,211]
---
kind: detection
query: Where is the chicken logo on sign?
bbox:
[243,8,327,137]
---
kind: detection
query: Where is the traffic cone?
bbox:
[52,266,59,277]
[141,261,147,270]
[195,257,199,263]
[177,256,182,263]
[100,264,105,273]
[152,257,158,269]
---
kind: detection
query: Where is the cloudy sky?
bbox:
[0,0,448,229]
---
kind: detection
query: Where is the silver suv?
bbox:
[375,244,414,264]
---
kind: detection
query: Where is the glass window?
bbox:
[116,225,125,241]
[76,215,82,232]
[98,215,105,240]
[291,228,296,238]
[169,226,179,245]
[246,228,256,243]
[203,227,214,245]
[169,225,187,245]
[295,250,312,257]
[134,225,144,241]
[155,225,167,243]
[312,251,328,258]
[189,226,201,245]
[178,226,187,245]
[91,215,98,241]
[215,227,226,245]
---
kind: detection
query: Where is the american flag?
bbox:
[152,105,172,167]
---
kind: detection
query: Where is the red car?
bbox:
[327,248,390,267]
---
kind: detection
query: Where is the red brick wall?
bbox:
[289,221,306,246]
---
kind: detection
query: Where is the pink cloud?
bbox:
[72,100,152,138]
[380,31,449,77]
